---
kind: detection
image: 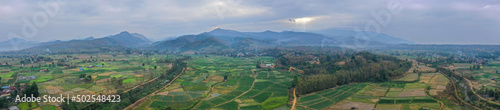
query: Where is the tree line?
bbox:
[285,51,412,95]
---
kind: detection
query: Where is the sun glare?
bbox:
[294,17,314,24]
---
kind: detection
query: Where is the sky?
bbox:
[0,0,499,44]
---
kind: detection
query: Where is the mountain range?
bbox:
[0,28,416,53]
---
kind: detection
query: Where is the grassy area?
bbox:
[17,102,38,110]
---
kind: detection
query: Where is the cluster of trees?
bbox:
[477,86,500,101]
[0,82,41,109]
[288,51,412,94]
[416,57,454,67]
[79,73,93,82]
[21,82,40,98]
[0,63,9,67]
[470,64,482,70]
[62,56,190,110]
[108,77,124,88]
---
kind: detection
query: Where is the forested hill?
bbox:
[276,51,412,95]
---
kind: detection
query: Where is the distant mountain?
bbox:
[83,36,95,40]
[153,34,212,50]
[109,31,152,47]
[0,37,39,51]
[16,37,127,53]
[314,28,416,45]
[152,28,416,51]
[12,31,151,53]
[38,40,64,46]
[179,36,228,51]
[4,28,416,53]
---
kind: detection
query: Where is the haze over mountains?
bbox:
[0,28,415,53]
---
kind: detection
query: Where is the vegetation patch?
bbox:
[260,97,288,110]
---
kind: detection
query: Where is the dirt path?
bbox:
[463,78,500,106]
[290,88,297,110]
[424,86,444,110]
[192,82,222,109]
[439,72,481,110]
[213,75,257,108]
[124,68,185,110]
[123,76,159,93]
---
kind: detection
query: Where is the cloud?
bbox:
[0,0,498,44]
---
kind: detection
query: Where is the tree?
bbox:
[22,83,31,96]
[256,60,261,68]
[31,82,39,97]
[86,75,92,82]
[10,89,18,100]
[223,75,228,82]
[292,75,299,87]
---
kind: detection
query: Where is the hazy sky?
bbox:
[1,0,499,44]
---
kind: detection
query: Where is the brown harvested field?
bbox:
[326,100,374,110]
[389,88,404,92]
[336,61,346,65]
[134,74,144,77]
[156,91,169,95]
[393,73,419,81]
[430,75,449,86]
[96,78,110,84]
[171,88,184,92]
[420,73,438,83]
[182,51,195,55]
[376,104,401,110]
[98,72,114,76]
[426,74,449,96]
[357,86,389,97]
[202,75,224,83]
[436,85,446,89]
[78,89,97,95]
[429,90,441,96]
[396,88,426,97]
[416,65,436,73]
[97,55,113,58]
[213,85,236,94]
[45,85,64,94]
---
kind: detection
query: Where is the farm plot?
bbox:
[136,56,295,110]
[325,100,375,110]
[393,73,419,82]
[297,83,366,110]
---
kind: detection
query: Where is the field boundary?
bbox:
[124,68,185,110]
[438,70,481,110]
